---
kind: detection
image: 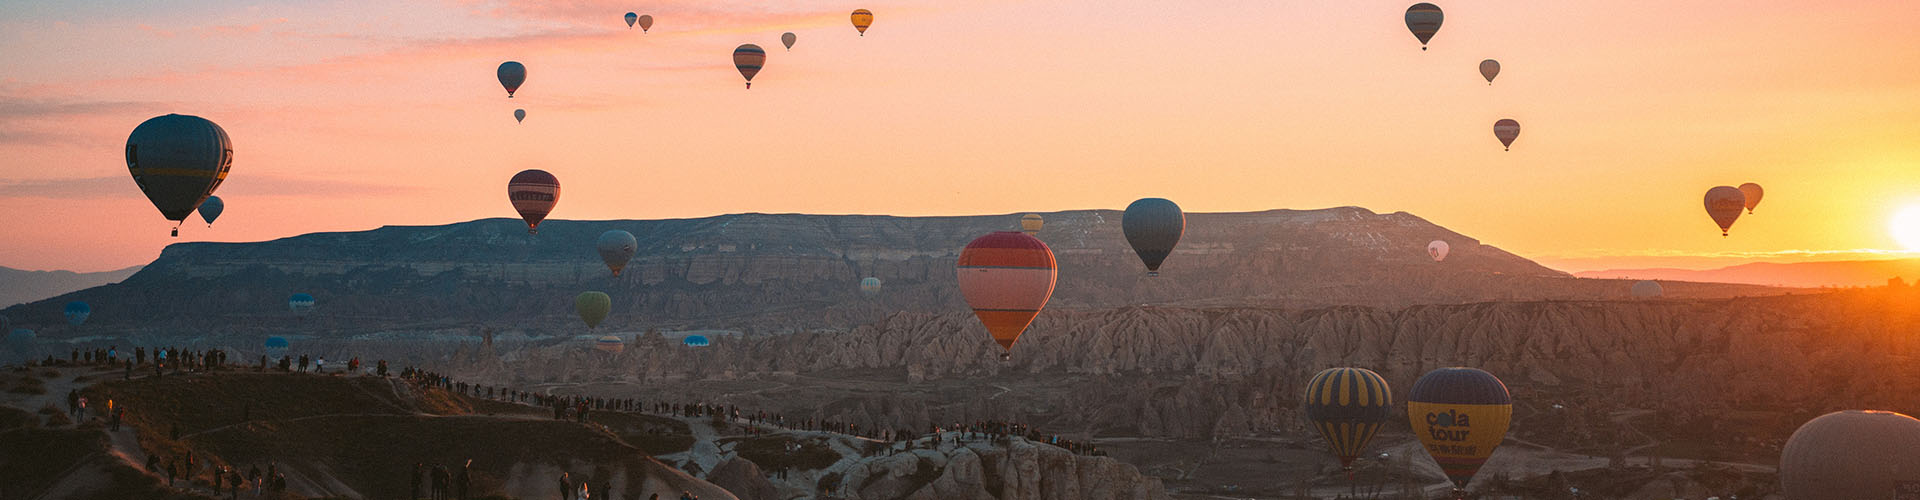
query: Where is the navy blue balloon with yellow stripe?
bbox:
[1303,367,1394,473]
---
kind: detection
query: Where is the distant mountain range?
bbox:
[1574,258,1920,287]
[0,208,1786,335]
[0,265,141,308]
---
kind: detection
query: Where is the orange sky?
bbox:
[3,0,1920,273]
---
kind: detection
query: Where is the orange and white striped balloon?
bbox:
[956,231,1057,352]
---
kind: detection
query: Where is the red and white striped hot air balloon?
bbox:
[956,232,1057,357]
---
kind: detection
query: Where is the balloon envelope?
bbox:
[1020,214,1044,235]
[597,230,638,276]
[1479,59,1500,83]
[1738,182,1764,214]
[1404,3,1443,49]
[513,109,525,123]
[1780,410,1920,500]
[126,114,233,233]
[1123,198,1185,276]
[956,232,1057,352]
[1631,280,1663,298]
[1408,367,1512,490]
[851,9,873,35]
[264,336,290,349]
[64,301,91,326]
[508,170,560,234]
[1704,186,1746,236]
[1304,367,1394,470]
[860,277,882,296]
[1493,119,1520,150]
[497,61,526,97]
[289,293,316,314]
[638,14,653,32]
[733,44,766,88]
[625,12,637,28]
[5,328,33,347]
[198,196,224,226]
[575,291,611,329]
[1427,240,1450,262]
[595,335,625,353]
[781,32,797,50]
[683,335,710,347]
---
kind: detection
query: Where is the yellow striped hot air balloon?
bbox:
[851,9,873,36]
[1304,367,1394,476]
[1020,214,1044,235]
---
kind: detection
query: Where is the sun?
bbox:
[1891,205,1920,251]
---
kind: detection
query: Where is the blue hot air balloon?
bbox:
[289,293,315,314]
[5,329,35,349]
[264,336,290,355]
[64,302,91,326]
[683,335,711,347]
[1122,198,1185,276]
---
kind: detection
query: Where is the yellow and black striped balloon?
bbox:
[1304,367,1394,470]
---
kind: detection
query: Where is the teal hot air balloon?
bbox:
[5,329,35,351]
[289,293,316,315]
[625,12,638,28]
[498,61,526,97]
[1122,198,1185,276]
[683,335,710,347]
[198,195,224,227]
[1304,367,1394,476]
[64,302,91,326]
[860,277,882,296]
[264,336,290,356]
[126,114,233,236]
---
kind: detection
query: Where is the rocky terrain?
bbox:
[0,208,1785,337]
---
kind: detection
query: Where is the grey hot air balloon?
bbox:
[782,32,797,51]
[126,114,233,236]
[198,195,224,227]
[1780,410,1920,500]
[1123,198,1185,277]
[625,12,637,28]
[1630,280,1663,298]
[498,61,526,97]
[1404,3,1443,50]
[1704,186,1746,236]
[1479,59,1500,84]
[514,109,526,123]
[1738,182,1764,214]
[597,230,638,277]
[1493,119,1520,151]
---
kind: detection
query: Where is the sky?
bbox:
[2,0,1920,273]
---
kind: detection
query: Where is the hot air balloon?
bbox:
[508,170,560,234]
[683,335,710,347]
[1020,214,1044,235]
[514,109,525,123]
[638,14,653,33]
[851,9,873,35]
[1704,186,1746,236]
[263,336,290,355]
[597,230,638,277]
[497,61,526,97]
[595,335,625,353]
[1738,183,1764,214]
[576,292,610,329]
[64,302,91,327]
[1493,119,1520,151]
[1304,367,1394,476]
[956,232,1057,355]
[1408,367,1512,494]
[5,328,34,350]
[198,195,224,227]
[1780,410,1920,500]
[1405,3,1443,50]
[782,32,797,51]
[126,114,233,236]
[1123,198,1185,276]
[1427,240,1450,262]
[289,293,316,314]
[1631,280,1663,298]
[733,44,765,89]
[625,12,637,28]
[1478,59,1499,84]
[860,277,882,296]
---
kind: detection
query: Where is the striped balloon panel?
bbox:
[1303,367,1393,465]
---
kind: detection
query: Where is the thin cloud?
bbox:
[0,175,421,200]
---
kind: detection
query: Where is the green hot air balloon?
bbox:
[126,114,233,236]
[1122,198,1185,276]
[575,291,611,329]
[1304,367,1394,477]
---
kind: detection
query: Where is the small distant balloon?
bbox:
[1479,59,1500,84]
[264,336,290,352]
[575,291,611,329]
[733,44,766,89]
[1123,198,1185,277]
[64,301,91,327]
[638,14,653,33]
[782,32,797,51]
[595,335,625,353]
[1427,240,1450,262]
[1738,183,1764,214]
[497,61,526,98]
[860,277,882,296]
[1493,119,1520,151]
[625,12,637,28]
[1020,214,1044,236]
[1704,186,1746,236]
[1631,280,1663,298]
[851,9,873,35]
[683,335,710,347]
[289,293,316,314]
[1405,3,1443,50]
[513,109,525,123]
[597,230,638,277]
[198,195,224,227]
[507,170,560,234]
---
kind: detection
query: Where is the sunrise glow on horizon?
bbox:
[3,0,1920,273]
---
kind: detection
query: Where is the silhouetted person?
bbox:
[166,459,178,486]
[432,464,450,500]
[250,464,263,491]
[456,460,471,500]
[559,472,574,500]
[411,463,423,499]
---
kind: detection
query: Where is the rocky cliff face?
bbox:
[834,441,1166,500]
[3,208,1783,335]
